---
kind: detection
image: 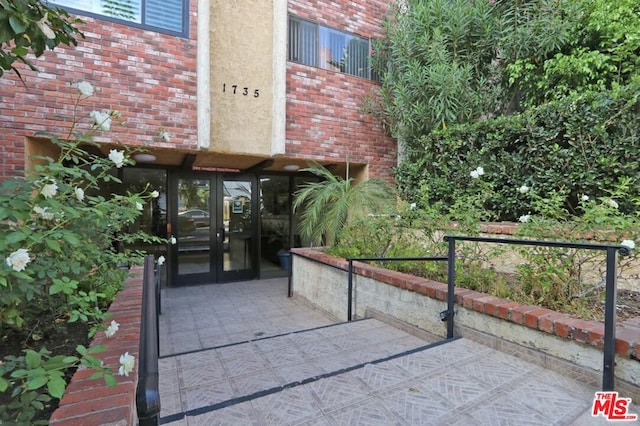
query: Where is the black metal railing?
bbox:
[443,235,631,391]
[346,256,448,322]
[136,255,161,425]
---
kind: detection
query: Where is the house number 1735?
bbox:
[222,84,260,97]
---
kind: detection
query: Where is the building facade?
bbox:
[0,0,396,286]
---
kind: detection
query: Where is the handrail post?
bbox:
[602,247,618,391]
[347,259,354,321]
[136,255,160,425]
[287,252,293,298]
[446,237,456,339]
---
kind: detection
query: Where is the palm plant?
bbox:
[293,162,396,246]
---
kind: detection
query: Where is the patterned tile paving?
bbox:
[160,391,182,418]
[354,362,412,392]
[186,401,260,426]
[230,370,284,396]
[220,352,271,378]
[262,346,308,366]
[382,384,454,424]
[181,380,235,411]
[388,349,449,378]
[509,378,592,423]
[418,370,489,407]
[296,339,342,359]
[178,363,226,389]
[251,387,323,425]
[328,397,402,426]
[158,278,620,426]
[308,373,372,411]
[457,355,529,389]
[273,360,326,384]
[464,397,552,425]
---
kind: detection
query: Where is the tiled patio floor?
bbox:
[157,278,638,425]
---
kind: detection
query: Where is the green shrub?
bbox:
[395,82,640,221]
[0,81,163,424]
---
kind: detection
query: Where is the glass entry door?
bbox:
[170,173,256,285]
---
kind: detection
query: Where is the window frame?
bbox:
[52,0,189,38]
[288,15,375,81]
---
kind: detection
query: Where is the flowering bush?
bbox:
[0,81,164,424]
[514,178,639,314]
[333,165,638,319]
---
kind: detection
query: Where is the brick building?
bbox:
[0,0,396,285]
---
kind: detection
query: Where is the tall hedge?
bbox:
[395,82,640,221]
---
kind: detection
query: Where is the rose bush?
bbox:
[0,81,165,424]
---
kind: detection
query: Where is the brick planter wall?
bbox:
[49,267,144,426]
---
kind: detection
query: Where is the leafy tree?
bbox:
[370,0,502,155]
[293,162,396,246]
[506,0,640,107]
[0,0,83,79]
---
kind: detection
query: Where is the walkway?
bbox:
[158,278,637,425]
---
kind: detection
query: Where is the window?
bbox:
[288,16,374,80]
[53,0,187,36]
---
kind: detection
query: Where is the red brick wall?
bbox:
[0,1,198,179]
[49,267,143,426]
[286,0,397,181]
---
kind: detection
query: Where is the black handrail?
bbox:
[443,235,630,392]
[136,255,161,425]
[346,256,448,322]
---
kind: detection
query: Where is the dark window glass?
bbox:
[289,16,373,80]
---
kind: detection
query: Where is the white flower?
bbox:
[470,166,484,179]
[157,255,165,265]
[36,13,56,39]
[159,130,171,142]
[41,180,58,199]
[90,110,112,131]
[75,187,85,202]
[108,149,125,168]
[518,185,529,194]
[118,352,135,376]
[105,320,119,338]
[621,240,635,250]
[150,190,159,198]
[34,206,54,220]
[581,195,589,201]
[135,202,143,211]
[410,202,417,210]
[170,236,177,245]
[77,81,94,97]
[519,215,531,223]
[6,249,31,272]
[607,199,619,209]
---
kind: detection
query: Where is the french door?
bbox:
[169,173,257,285]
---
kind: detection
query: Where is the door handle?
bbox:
[218,227,225,241]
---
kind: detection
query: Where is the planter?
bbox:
[290,247,640,400]
[49,267,144,426]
